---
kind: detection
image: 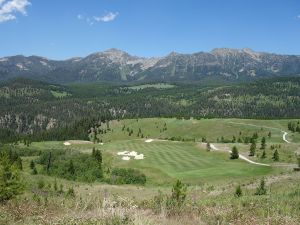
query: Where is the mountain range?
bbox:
[1,48,300,83]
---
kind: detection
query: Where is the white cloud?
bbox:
[77,11,119,25]
[0,0,31,23]
[94,12,119,22]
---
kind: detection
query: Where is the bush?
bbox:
[170,180,187,206]
[235,185,242,197]
[150,180,187,216]
[67,187,75,198]
[110,168,146,185]
[37,149,103,182]
[255,178,267,195]
[37,180,45,189]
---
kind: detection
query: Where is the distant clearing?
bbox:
[127,83,175,90]
[51,90,70,98]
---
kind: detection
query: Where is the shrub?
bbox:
[37,149,103,182]
[31,167,38,175]
[67,187,75,198]
[235,185,242,197]
[170,180,187,206]
[255,178,267,195]
[110,168,146,185]
[37,180,45,189]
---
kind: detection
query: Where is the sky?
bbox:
[0,0,300,59]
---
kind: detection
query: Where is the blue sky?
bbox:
[0,0,300,59]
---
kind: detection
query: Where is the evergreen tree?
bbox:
[54,179,58,192]
[249,141,256,156]
[252,132,258,140]
[206,142,211,151]
[232,136,236,143]
[261,137,266,149]
[30,160,35,169]
[268,131,272,138]
[59,184,64,194]
[16,157,23,170]
[171,180,187,207]
[255,178,267,195]
[230,146,239,159]
[46,152,52,174]
[235,185,242,197]
[272,149,279,161]
[261,150,267,159]
[0,153,23,202]
[32,166,38,175]
[68,160,75,176]
[94,149,102,164]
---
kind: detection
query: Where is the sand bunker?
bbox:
[63,141,71,146]
[145,139,154,143]
[122,156,131,161]
[134,154,144,160]
[118,151,144,160]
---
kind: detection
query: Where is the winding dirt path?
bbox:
[227,121,291,143]
[210,144,270,167]
[282,132,291,143]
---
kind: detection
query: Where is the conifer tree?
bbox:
[68,160,75,176]
[272,149,279,161]
[30,160,35,169]
[261,137,266,149]
[230,146,239,159]
[206,142,211,151]
[0,153,23,202]
[255,178,267,195]
[261,150,267,159]
[249,141,256,156]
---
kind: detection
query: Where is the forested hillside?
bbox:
[0,76,299,140]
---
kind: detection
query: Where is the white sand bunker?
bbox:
[145,139,154,143]
[122,156,131,161]
[117,151,144,160]
[63,141,71,146]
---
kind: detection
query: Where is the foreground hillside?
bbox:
[1,117,299,224]
[0,77,300,139]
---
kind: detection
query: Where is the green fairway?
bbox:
[16,117,299,186]
[96,118,300,143]
[99,139,273,185]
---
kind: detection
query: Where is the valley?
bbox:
[1,117,300,224]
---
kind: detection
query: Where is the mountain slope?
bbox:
[1,48,300,83]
